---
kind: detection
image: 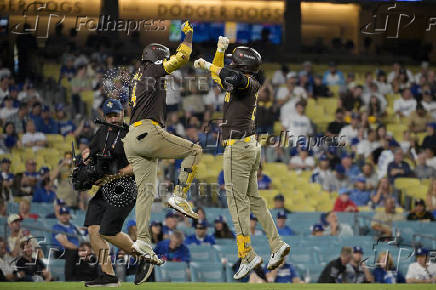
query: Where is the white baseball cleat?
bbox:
[131,240,165,266]
[167,195,199,219]
[233,255,263,280]
[267,243,291,270]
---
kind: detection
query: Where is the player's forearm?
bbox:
[183,30,192,46]
[163,43,192,74]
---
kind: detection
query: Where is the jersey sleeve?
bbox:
[211,50,225,87]
[162,43,192,74]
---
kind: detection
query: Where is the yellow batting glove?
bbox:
[181,20,193,34]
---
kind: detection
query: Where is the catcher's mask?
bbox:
[226,46,261,74]
[141,43,170,63]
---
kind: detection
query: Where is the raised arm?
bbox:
[211,36,229,87]
[163,21,193,74]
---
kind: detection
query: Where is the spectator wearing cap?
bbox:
[322,62,345,87]
[346,246,373,283]
[51,207,80,253]
[9,102,29,134]
[312,224,324,236]
[311,155,334,191]
[321,211,353,237]
[76,120,94,145]
[406,247,436,283]
[20,159,39,195]
[78,138,90,153]
[340,153,361,182]
[32,177,56,203]
[7,214,37,258]
[60,57,76,82]
[394,88,416,118]
[14,240,51,282]
[276,212,295,236]
[150,220,163,244]
[272,64,289,88]
[0,96,18,122]
[18,199,39,220]
[257,164,272,190]
[359,163,378,190]
[339,113,360,145]
[371,197,404,236]
[289,146,315,173]
[185,221,216,246]
[21,120,47,152]
[29,102,42,124]
[34,105,59,134]
[45,198,66,219]
[0,237,15,281]
[1,158,14,200]
[387,148,412,184]
[313,74,331,99]
[272,194,291,213]
[349,177,372,207]
[154,230,190,263]
[249,213,264,236]
[330,164,352,192]
[266,256,302,283]
[37,166,50,186]
[409,103,434,134]
[407,199,435,221]
[50,152,76,207]
[126,219,137,242]
[421,86,436,119]
[214,215,234,239]
[421,123,436,151]
[162,212,178,240]
[327,108,347,137]
[55,104,78,137]
[333,188,358,212]
[318,247,352,283]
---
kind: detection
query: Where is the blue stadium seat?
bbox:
[190,262,226,282]
[214,244,238,264]
[7,202,19,213]
[214,238,234,246]
[224,262,236,282]
[251,236,269,248]
[154,261,188,282]
[315,246,340,264]
[31,202,53,215]
[188,245,218,263]
[288,246,319,264]
[47,258,65,281]
[295,263,324,283]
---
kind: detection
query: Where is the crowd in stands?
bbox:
[0,45,436,283]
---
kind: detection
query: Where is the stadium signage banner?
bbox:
[0,0,101,15]
[119,0,284,23]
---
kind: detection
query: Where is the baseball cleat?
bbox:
[233,255,262,280]
[167,195,199,219]
[267,243,291,270]
[134,257,154,285]
[84,273,120,287]
[132,240,165,266]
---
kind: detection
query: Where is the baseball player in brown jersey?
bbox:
[193,37,290,279]
[122,21,202,267]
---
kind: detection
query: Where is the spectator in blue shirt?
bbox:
[35,105,59,134]
[29,102,42,126]
[341,153,361,182]
[257,164,272,190]
[276,212,295,236]
[372,252,405,283]
[185,221,215,246]
[51,207,80,252]
[349,177,372,206]
[266,258,302,283]
[162,211,178,239]
[323,62,345,86]
[387,148,412,184]
[3,122,19,150]
[59,57,76,82]
[1,158,14,198]
[33,177,57,203]
[55,104,81,137]
[154,230,190,263]
[217,170,226,207]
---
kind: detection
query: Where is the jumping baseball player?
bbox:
[122,21,202,266]
[193,37,290,279]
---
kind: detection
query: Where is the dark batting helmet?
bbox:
[226,46,261,73]
[141,43,170,62]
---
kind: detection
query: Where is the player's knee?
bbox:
[192,144,203,157]
[99,229,120,238]
[88,225,100,237]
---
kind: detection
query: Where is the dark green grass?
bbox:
[0,283,435,290]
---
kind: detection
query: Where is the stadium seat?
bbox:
[190,262,226,282]
[154,261,188,282]
[214,244,238,264]
[188,245,219,263]
[288,247,319,264]
[47,258,66,281]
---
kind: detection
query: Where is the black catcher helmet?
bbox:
[226,46,262,73]
[141,43,170,62]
